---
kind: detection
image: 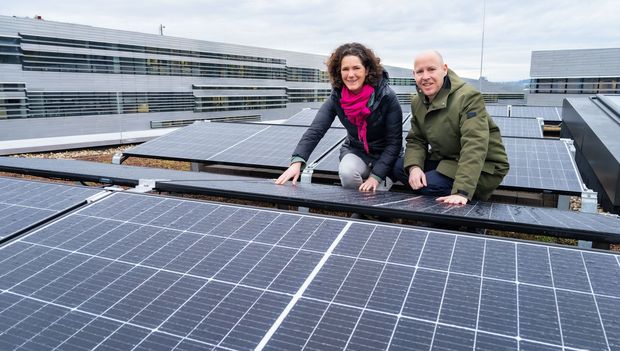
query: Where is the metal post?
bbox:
[478,0,486,93]
[578,189,601,248]
[297,168,313,213]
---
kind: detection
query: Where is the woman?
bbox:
[275,42,403,192]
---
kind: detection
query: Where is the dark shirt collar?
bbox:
[423,75,451,106]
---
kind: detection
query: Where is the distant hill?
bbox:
[462,77,528,93]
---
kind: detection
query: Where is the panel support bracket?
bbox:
[127,179,167,193]
[578,189,602,249]
[111,152,127,165]
[297,168,314,213]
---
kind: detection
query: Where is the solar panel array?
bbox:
[281,108,344,128]
[124,122,267,161]
[492,116,543,138]
[510,106,563,121]
[486,104,509,117]
[0,190,618,350]
[208,126,345,168]
[0,177,103,241]
[124,122,346,168]
[161,178,620,241]
[282,110,411,128]
[314,136,584,194]
[503,137,584,193]
[0,158,615,241]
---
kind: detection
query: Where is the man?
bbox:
[394,50,509,205]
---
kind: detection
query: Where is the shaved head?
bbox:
[414,50,444,68]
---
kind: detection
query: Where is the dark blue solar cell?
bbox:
[263,299,326,350]
[389,317,435,350]
[517,244,553,286]
[518,340,563,350]
[133,332,186,351]
[276,216,325,248]
[304,255,355,301]
[518,285,562,345]
[359,225,401,261]
[160,280,232,337]
[229,211,280,240]
[95,323,151,350]
[402,269,447,320]
[61,317,123,350]
[80,266,156,315]
[474,333,518,351]
[187,239,248,278]
[188,286,263,345]
[239,246,297,289]
[431,324,476,350]
[219,292,290,350]
[418,232,456,270]
[556,289,608,350]
[549,248,591,293]
[54,261,134,308]
[213,243,272,284]
[301,219,347,252]
[582,251,620,297]
[345,310,397,350]
[366,264,415,314]
[483,239,516,280]
[450,236,485,275]
[130,275,206,329]
[478,279,518,336]
[596,296,620,350]
[333,259,384,308]
[301,304,361,350]
[267,251,322,294]
[387,228,428,266]
[333,222,375,257]
[439,274,481,328]
[11,253,89,297]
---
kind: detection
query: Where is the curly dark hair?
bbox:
[326,42,384,90]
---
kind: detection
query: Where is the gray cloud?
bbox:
[4,0,619,81]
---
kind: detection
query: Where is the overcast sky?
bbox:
[3,0,620,81]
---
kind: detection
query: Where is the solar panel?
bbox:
[124,122,345,169]
[0,191,617,350]
[492,116,543,138]
[0,156,236,186]
[160,178,620,242]
[282,109,344,128]
[502,137,584,193]
[486,104,509,117]
[0,157,615,241]
[282,110,411,128]
[316,136,584,194]
[510,106,563,121]
[209,126,345,168]
[124,122,268,161]
[0,176,103,241]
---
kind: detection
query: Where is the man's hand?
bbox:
[275,162,302,185]
[359,177,380,192]
[436,194,468,205]
[408,166,427,190]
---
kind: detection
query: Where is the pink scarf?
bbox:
[341,84,374,153]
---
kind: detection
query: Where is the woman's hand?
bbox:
[275,162,302,185]
[359,177,379,192]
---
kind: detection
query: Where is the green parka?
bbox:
[403,69,509,200]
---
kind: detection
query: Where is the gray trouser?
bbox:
[338,153,393,191]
